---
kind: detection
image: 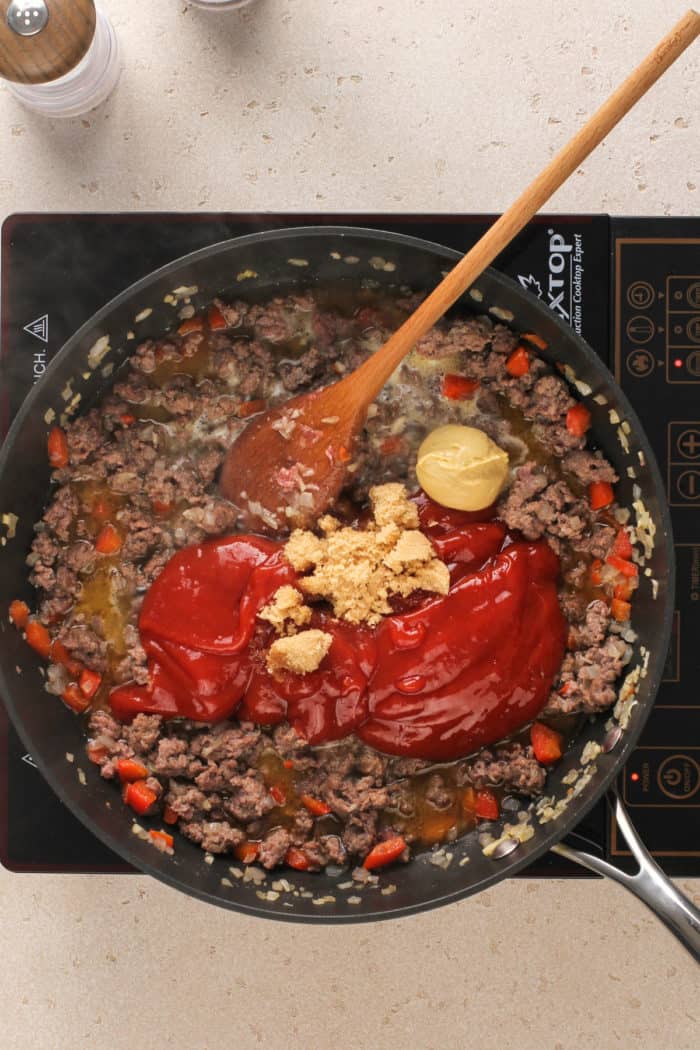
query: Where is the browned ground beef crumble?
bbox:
[27,290,634,870]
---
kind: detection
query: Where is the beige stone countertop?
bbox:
[0,1,698,1047]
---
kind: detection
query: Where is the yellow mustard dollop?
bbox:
[416,424,509,511]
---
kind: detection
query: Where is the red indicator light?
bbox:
[674,358,683,368]
[630,772,640,782]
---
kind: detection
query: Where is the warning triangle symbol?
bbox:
[24,314,49,343]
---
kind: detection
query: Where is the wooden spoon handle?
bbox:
[348,8,700,405]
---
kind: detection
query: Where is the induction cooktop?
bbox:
[1,212,698,877]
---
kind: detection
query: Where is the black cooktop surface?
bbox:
[1,212,698,877]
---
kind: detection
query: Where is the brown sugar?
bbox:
[258,585,312,635]
[370,482,420,529]
[282,483,449,626]
[267,629,333,675]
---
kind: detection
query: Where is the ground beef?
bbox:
[165,785,214,821]
[57,619,108,672]
[189,724,262,764]
[42,487,78,543]
[211,297,247,329]
[342,812,379,857]
[65,413,105,463]
[416,316,507,358]
[530,375,575,423]
[462,743,547,796]
[499,464,591,550]
[124,714,162,755]
[220,774,275,823]
[151,737,204,779]
[213,339,274,398]
[38,591,74,625]
[27,289,634,872]
[568,599,611,648]
[257,827,292,869]
[279,346,329,392]
[562,449,619,485]
[180,820,245,854]
[424,773,453,809]
[545,635,630,716]
[63,541,97,575]
[114,624,149,685]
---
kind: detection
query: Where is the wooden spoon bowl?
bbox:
[220,377,366,531]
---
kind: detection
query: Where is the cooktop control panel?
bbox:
[612,219,700,873]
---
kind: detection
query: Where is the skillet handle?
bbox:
[551,787,700,963]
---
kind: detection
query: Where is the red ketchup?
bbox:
[110,495,566,761]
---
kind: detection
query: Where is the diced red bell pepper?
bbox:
[62,683,91,713]
[163,805,179,825]
[79,668,102,699]
[123,779,158,815]
[87,744,108,764]
[282,759,295,770]
[589,481,614,510]
[566,403,591,437]
[178,316,204,336]
[505,345,530,377]
[301,794,331,817]
[441,374,480,400]
[355,306,381,329]
[25,620,52,659]
[47,426,69,469]
[611,528,633,560]
[208,305,228,330]
[474,789,499,821]
[149,829,174,849]
[151,500,173,516]
[119,413,136,426]
[589,558,603,587]
[530,721,564,764]
[9,600,30,629]
[234,841,260,864]
[611,598,632,623]
[614,579,634,601]
[558,680,575,697]
[50,639,83,677]
[95,523,122,554]
[521,332,548,350]
[237,399,267,418]
[269,785,286,806]
[117,758,149,783]
[379,435,404,456]
[285,847,311,871]
[606,554,638,578]
[363,836,407,870]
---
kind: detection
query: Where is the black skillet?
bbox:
[0,227,697,958]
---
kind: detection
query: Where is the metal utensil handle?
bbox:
[552,788,700,962]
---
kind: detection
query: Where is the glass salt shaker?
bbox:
[0,0,120,118]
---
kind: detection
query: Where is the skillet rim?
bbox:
[0,224,675,921]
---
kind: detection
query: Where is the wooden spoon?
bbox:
[221,10,700,532]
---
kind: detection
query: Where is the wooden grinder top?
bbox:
[0,0,96,84]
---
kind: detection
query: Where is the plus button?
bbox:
[678,429,700,459]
